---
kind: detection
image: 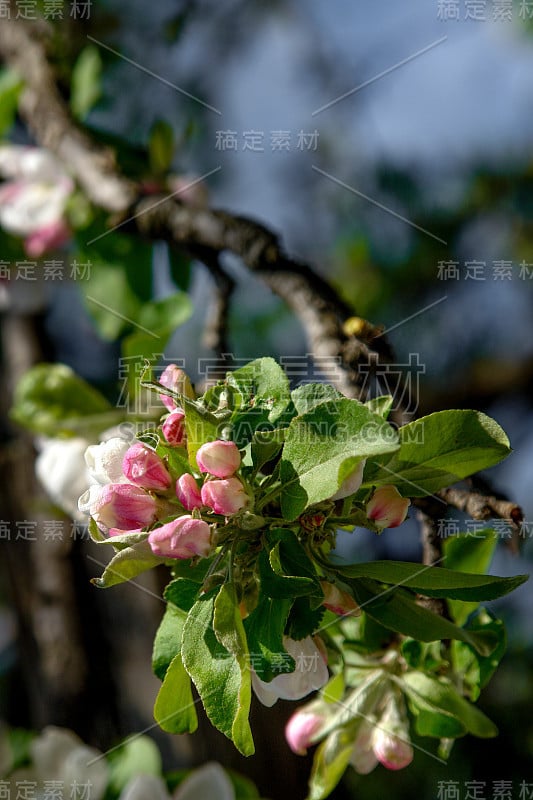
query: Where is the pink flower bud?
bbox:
[366,485,410,529]
[372,729,413,771]
[372,695,413,771]
[176,473,203,511]
[320,582,360,617]
[330,460,366,501]
[285,710,325,755]
[159,364,194,411]
[196,440,241,478]
[201,477,249,516]
[162,409,186,446]
[122,442,172,491]
[148,515,212,559]
[78,483,157,531]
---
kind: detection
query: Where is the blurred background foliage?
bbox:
[0,1,532,798]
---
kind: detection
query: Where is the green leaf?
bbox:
[317,670,388,739]
[154,653,198,734]
[183,399,224,466]
[213,584,255,756]
[122,292,192,396]
[280,399,399,520]
[452,611,507,700]
[152,604,187,680]
[227,357,291,447]
[226,770,261,799]
[0,68,23,137]
[182,591,254,756]
[70,46,102,119]
[350,579,498,656]
[258,548,316,599]
[244,597,293,681]
[157,442,193,478]
[291,383,343,416]
[363,410,511,496]
[149,119,175,175]
[412,708,466,739]
[250,430,285,473]
[107,736,162,795]
[336,560,528,602]
[10,363,114,437]
[320,672,345,704]
[365,395,394,419]
[168,248,192,292]
[287,597,325,641]
[164,578,202,612]
[307,726,357,800]
[91,541,164,588]
[400,671,498,738]
[258,528,320,600]
[444,529,500,624]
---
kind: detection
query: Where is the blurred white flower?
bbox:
[0,145,72,255]
[9,726,109,800]
[35,437,92,521]
[118,763,235,800]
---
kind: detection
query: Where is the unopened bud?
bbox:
[122,442,172,491]
[366,485,410,529]
[161,409,187,446]
[196,440,241,479]
[159,364,195,412]
[176,473,203,511]
[148,515,212,559]
[201,477,249,516]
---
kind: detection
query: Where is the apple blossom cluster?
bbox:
[0,146,72,257]
[71,357,523,799]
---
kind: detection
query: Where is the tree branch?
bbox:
[0,17,524,560]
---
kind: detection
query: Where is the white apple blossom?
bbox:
[252,636,329,707]
[84,437,131,485]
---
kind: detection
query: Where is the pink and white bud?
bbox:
[252,636,329,707]
[331,460,366,501]
[84,437,131,485]
[161,409,187,446]
[285,710,325,755]
[201,477,249,516]
[176,473,203,511]
[196,440,241,478]
[78,483,157,531]
[372,728,413,771]
[372,696,413,771]
[159,364,194,411]
[320,582,360,617]
[122,442,172,491]
[147,515,212,559]
[350,719,379,775]
[24,218,70,257]
[366,485,410,529]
